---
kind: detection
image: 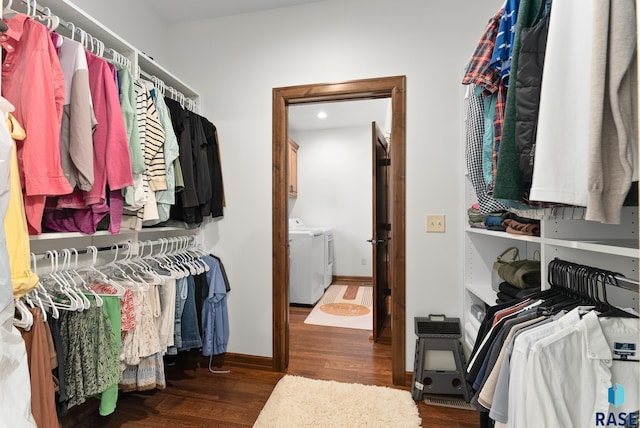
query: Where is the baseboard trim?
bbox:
[406,371,414,387]
[216,353,274,371]
[332,275,373,285]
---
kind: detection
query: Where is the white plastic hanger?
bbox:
[132,242,165,284]
[34,6,59,31]
[185,236,209,273]
[30,253,59,320]
[156,238,184,278]
[60,249,91,310]
[13,299,33,330]
[179,237,204,275]
[166,238,190,278]
[80,246,126,297]
[52,250,84,311]
[2,0,19,18]
[69,248,103,307]
[102,244,147,290]
[118,242,156,288]
[43,250,79,311]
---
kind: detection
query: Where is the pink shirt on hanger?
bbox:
[1,14,71,234]
[84,49,133,206]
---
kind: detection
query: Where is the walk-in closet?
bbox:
[0,0,638,427]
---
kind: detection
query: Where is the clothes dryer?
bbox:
[289,229,324,305]
[290,218,334,288]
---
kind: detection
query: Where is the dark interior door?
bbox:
[371,122,390,341]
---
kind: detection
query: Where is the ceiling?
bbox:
[143,0,325,23]
[288,99,390,132]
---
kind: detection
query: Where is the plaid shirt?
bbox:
[462,9,503,95]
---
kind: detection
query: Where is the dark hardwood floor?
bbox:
[61,304,480,427]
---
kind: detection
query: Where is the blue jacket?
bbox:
[201,255,229,356]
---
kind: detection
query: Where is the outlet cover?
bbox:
[426,215,446,233]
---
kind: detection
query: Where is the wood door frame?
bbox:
[272,75,407,385]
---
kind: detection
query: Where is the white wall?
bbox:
[65,0,170,65]
[164,0,500,368]
[289,127,372,278]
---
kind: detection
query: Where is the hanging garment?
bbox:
[18,308,60,428]
[143,93,179,226]
[156,276,176,353]
[47,314,69,417]
[43,51,133,234]
[528,0,594,206]
[57,37,96,192]
[211,254,231,293]
[83,50,132,209]
[98,295,122,417]
[136,82,166,224]
[166,277,188,356]
[492,0,543,202]
[490,0,521,85]
[0,95,36,428]
[120,286,161,367]
[514,1,551,199]
[140,83,167,193]
[4,111,38,298]
[201,255,229,356]
[524,312,639,427]
[202,118,225,218]
[178,275,203,351]
[120,352,166,392]
[165,97,201,223]
[116,64,144,177]
[121,81,151,231]
[586,0,638,224]
[462,9,503,95]
[60,304,120,409]
[464,86,508,214]
[475,316,544,410]
[120,285,165,393]
[1,14,72,234]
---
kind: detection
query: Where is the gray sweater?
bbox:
[586,0,638,224]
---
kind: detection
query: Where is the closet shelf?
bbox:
[27,0,199,99]
[29,230,134,241]
[29,227,198,242]
[544,238,639,258]
[32,0,134,54]
[137,52,199,99]
[465,281,497,306]
[465,227,542,243]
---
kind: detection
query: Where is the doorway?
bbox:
[272,76,407,385]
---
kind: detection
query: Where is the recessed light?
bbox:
[317,111,327,119]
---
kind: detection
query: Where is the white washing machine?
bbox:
[289,228,325,305]
[290,218,334,289]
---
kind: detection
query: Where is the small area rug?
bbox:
[253,375,421,428]
[303,284,372,330]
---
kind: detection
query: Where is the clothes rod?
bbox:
[39,243,128,258]
[615,276,639,292]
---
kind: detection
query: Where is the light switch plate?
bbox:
[426,215,446,233]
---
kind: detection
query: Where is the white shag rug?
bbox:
[304,285,373,330]
[253,375,421,428]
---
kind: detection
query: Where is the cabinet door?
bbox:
[288,138,299,198]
